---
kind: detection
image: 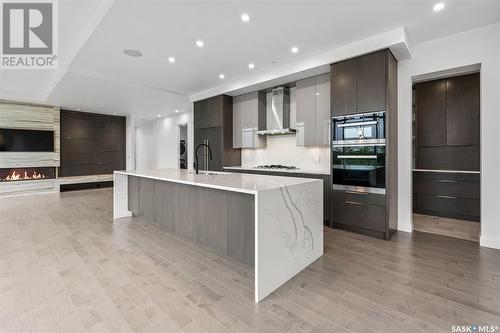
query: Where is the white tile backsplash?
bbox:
[241,135,330,172]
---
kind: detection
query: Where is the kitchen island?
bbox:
[114,169,323,302]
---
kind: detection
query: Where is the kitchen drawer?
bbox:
[332,199,386,232]
[414,194,480,221]
[414,178,480,200]
[333,189,385,207]
[413,171,479,183]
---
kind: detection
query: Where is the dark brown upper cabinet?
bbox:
[331,58,357,116]
[415,73,480,148]
[194,96,223,129]
[415,73,480,171]
[357,50,387,113]
[193,95,240,171]
[416,79,447,147]
[331,49,389,116]
[446,73,480,146]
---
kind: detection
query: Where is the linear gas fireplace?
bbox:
[0,167,55,182]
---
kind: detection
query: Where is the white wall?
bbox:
[134,110,194,170]
[398,22,500,249]
[241,135,330,172]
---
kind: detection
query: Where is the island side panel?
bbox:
[255,180,323,302]
[113,173,132,219]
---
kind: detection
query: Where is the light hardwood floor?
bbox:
[413,213,480,242]
[1,188,499,333]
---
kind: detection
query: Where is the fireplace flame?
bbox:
[3,170,46,181]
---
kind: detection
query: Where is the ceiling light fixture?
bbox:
[196,40,204,47]
[157,114,162,118]
[175,109,179,113]
[248,63,255,69]
[291,46,299,54]
[241,13,250,22]
[123,49,143,57]
[168,56,175,63]
[219,73,225,79]
[433,2,445,12]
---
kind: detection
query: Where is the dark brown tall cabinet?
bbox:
[194,95,240,171]
[331,49,388,116]
[414,73,480,222]
[330,49,398,240]
[60,110,126,177]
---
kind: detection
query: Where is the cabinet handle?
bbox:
[435,180,458,183]
[435,195,458,200]
[345,190,368,196]
[345,200,368,206]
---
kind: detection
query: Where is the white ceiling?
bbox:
[1,0,499,118]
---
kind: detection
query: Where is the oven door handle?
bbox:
[337,120,378,128]
[337,155,378,159]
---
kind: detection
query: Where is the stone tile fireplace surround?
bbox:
[0,102,60,196]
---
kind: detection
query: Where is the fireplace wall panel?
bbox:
[60,110,125,177]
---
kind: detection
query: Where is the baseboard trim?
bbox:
[480,236,500,250]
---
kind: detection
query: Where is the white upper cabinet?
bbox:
[233,91,266,149]
[296,73,331,146]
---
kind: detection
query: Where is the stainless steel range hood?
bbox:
[256,87,296,135]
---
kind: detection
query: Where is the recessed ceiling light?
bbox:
[123,49,142,57]
[248,63,255,69]
[433,2,445,11]
[196,40,204,48]
[77,108,81,111]
[219,73,225,79]
[157,114,162,118]
[291,46,299,54]
[168,56,175,63]
[175,109,179,113]
[241,13,250,22]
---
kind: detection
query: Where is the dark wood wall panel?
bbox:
[60,110,126,177]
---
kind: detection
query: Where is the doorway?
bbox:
[412,71,480,242]
[179,124,188,169]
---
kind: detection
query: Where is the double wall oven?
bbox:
[332,112,386,192]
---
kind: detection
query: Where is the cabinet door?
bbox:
[194,96,222,129]
[232,95,243,149]
[357,51,386,113]
[196,187,228,256]
[193,128,205,170]
[296,77,317,146]
[331,58,357,116]
[139,178,155,221]
[204,127,223,171]
[315,73,331,146]
[127,176,140,215]
[416,79,446,147]
[172,184,197,241]
[446,73,480,146]
[154,181,173,231]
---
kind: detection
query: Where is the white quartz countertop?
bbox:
[115,169,321,195]
[223,166,330,176]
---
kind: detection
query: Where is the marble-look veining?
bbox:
[256,180,323,302]
[113,168,324,303]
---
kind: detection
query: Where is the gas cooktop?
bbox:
[255,165,299,170]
